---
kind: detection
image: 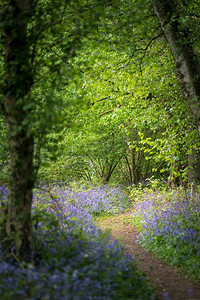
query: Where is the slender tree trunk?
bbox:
[125,156,133,185]
[188,147,200,185]
[131,149,135,184]
[151,0,200,184]
[1,0,34,261]
[102,158,122,184]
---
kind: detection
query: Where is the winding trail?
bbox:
[96,212,200,300]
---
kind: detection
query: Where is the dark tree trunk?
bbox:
[102,158,122,184]
[151,0,200,184]
[125,156,133,185]
[188,147,200,185]
[1,0,34,261]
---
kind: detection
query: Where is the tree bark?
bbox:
[188,147,200,185]
[151,0,200,184]
[1,0,34,261]
[151,0,200,130]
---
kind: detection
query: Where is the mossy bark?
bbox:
[1,0,34,261]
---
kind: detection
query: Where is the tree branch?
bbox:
[116,33,163,71]
[98,109,114,117]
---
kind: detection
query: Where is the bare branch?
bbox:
[98,109,114,117]
[116,33,163,71]
[140,33,163,62]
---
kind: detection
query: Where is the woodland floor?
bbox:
[96,211,200,300]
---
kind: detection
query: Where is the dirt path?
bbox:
[96,212,200,300]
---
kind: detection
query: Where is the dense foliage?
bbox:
[1,0,200,187]
[36,8,200,186]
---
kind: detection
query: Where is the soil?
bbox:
[96,211,200,300]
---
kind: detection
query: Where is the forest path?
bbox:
[96,211,200,300]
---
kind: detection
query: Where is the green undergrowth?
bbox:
[128,186,200,282]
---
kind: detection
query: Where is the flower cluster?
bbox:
[132,190,200,281]
[0,185,8,200]
[32,184,131,234]
[0,184,155,299]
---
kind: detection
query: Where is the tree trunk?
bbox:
[188,146,200,185]
[131,149,135,184]
[1,0,34,261]
[125,155,133,185]
[151,0,200,184]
